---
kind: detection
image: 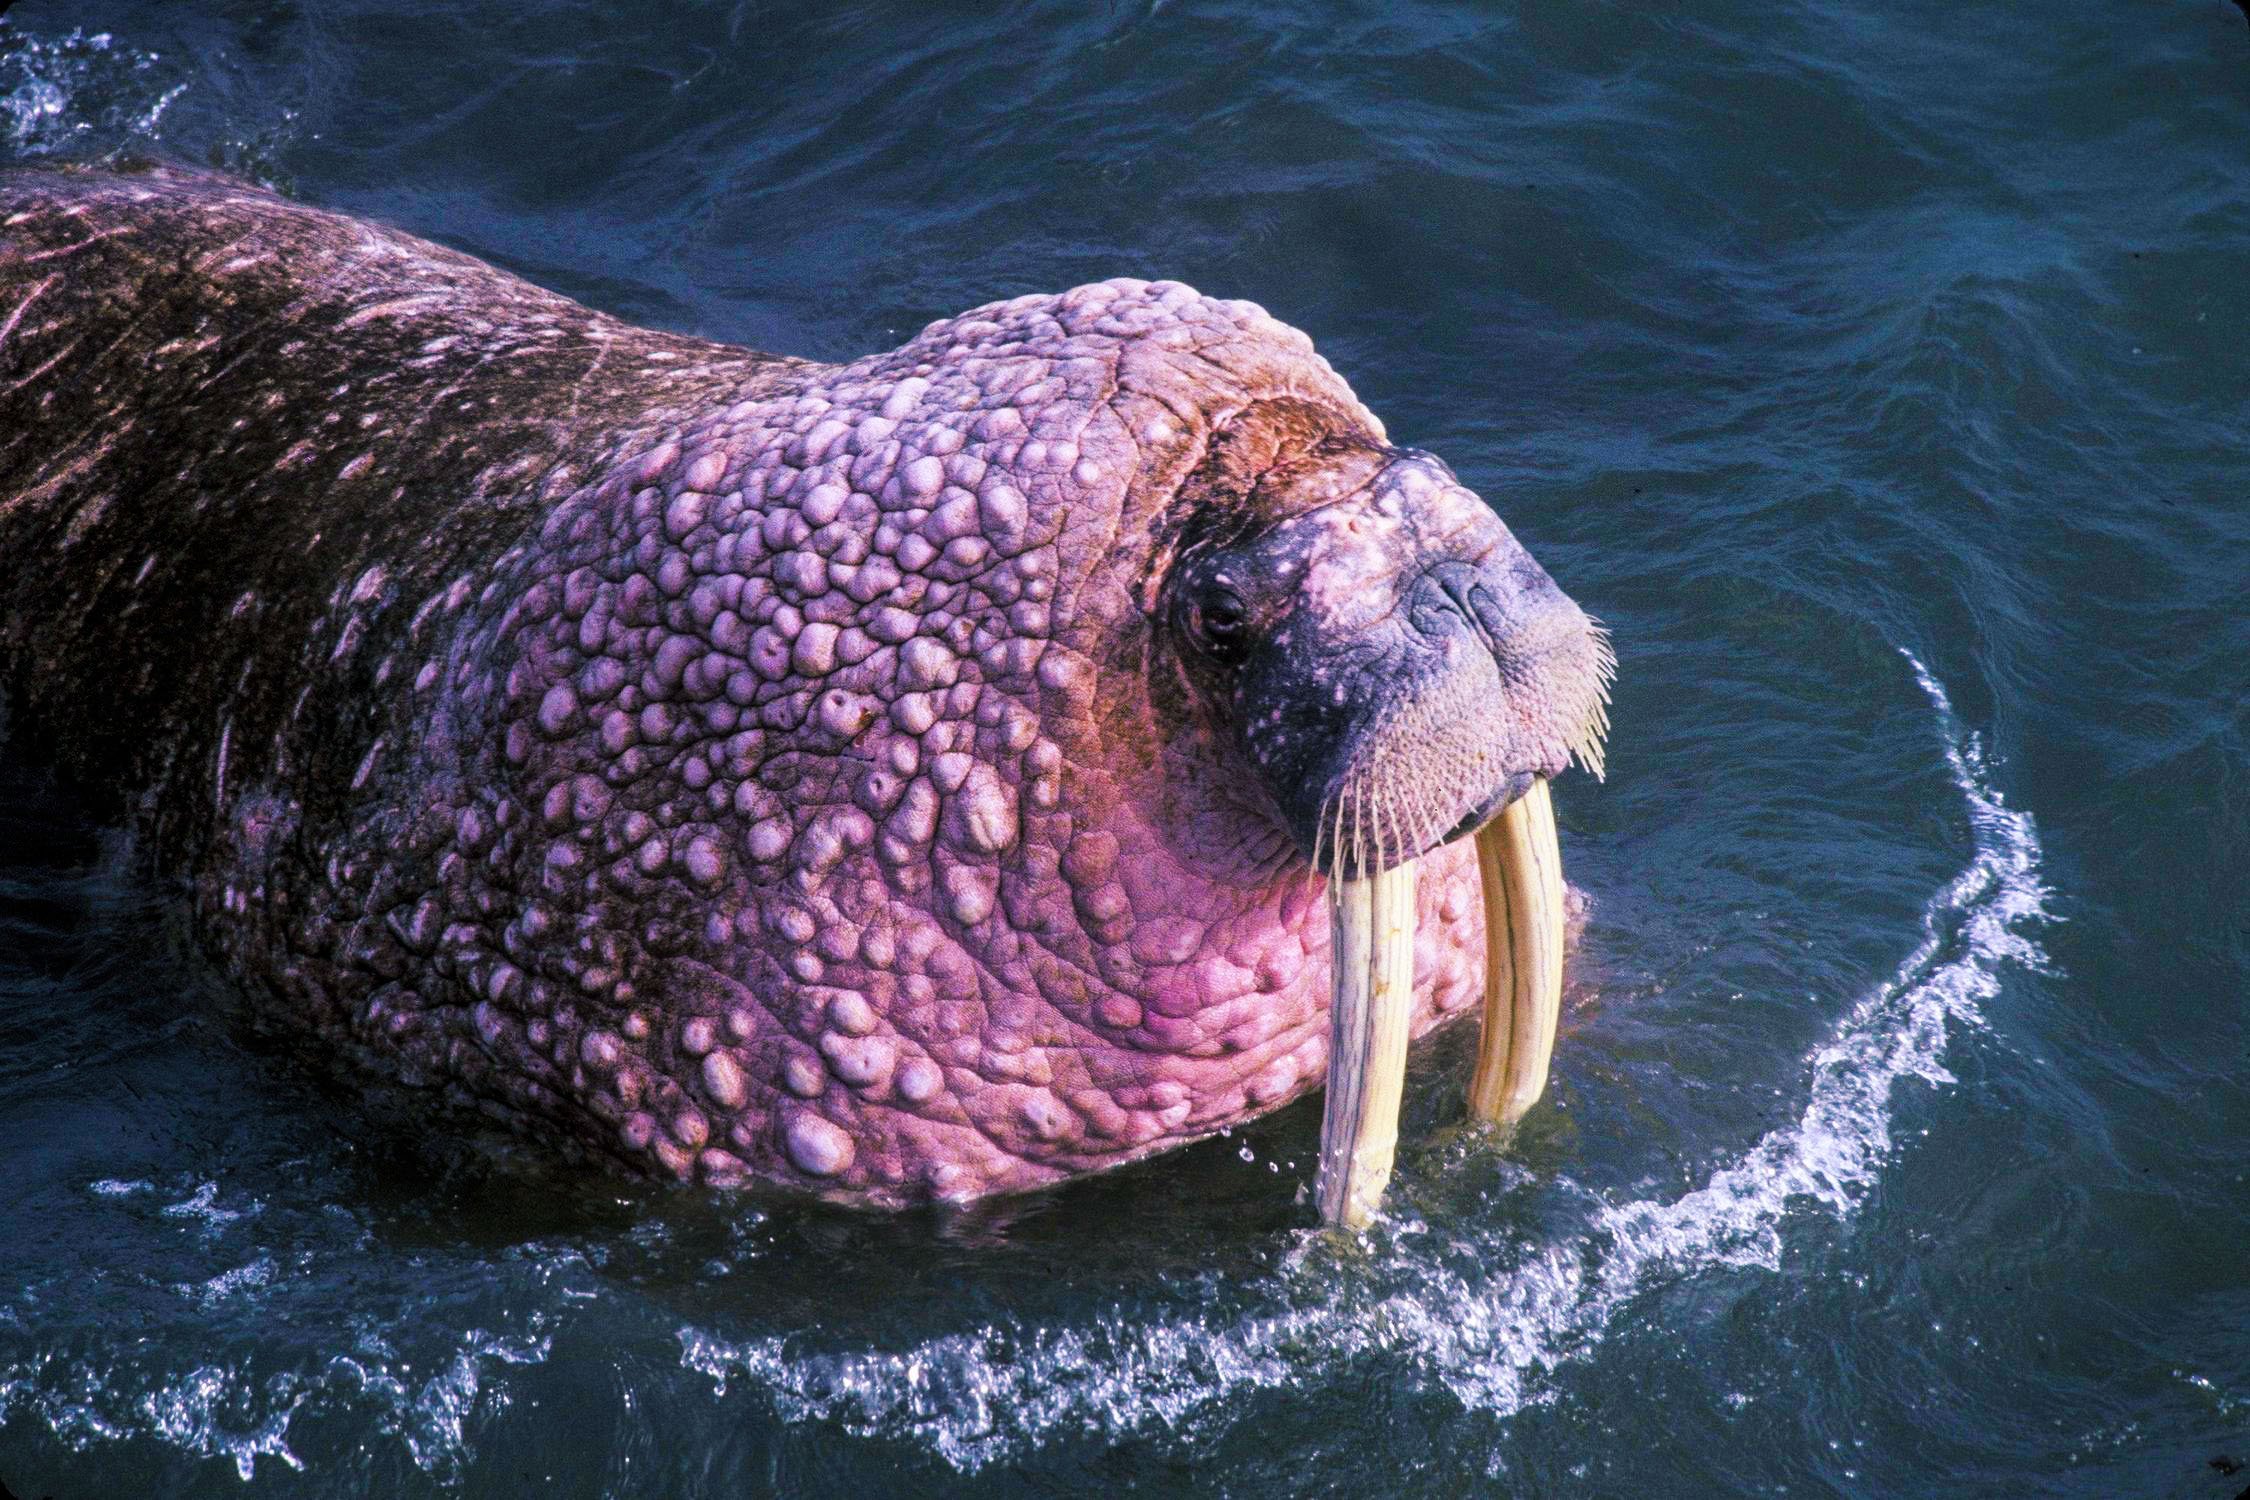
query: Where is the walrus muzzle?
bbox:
[1168,445,1610,1226]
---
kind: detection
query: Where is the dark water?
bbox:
[2,1,2246,1493]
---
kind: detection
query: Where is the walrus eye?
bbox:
[1191,586,1250,664]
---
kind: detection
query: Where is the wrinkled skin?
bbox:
[0,164,1605,1205]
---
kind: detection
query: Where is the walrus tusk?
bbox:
[1465,777,1565,1127]
[1315,857,1418,1228]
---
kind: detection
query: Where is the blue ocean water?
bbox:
[1,2,2245,1494]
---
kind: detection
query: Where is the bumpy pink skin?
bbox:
[391,282,1492,1201]
[0,167,1532,1207]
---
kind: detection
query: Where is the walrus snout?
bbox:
[1163,450,1610,877]
[1394,560,1589,846]
[1414,554,1612,775]
[1307,557,1606,877]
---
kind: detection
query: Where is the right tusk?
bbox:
[1314,856,1419,1229]
[1465,777,1565,1127]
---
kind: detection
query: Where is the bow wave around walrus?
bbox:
[0,161,1608,1207]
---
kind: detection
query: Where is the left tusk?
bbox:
[1465,777,1565,1127]
[1314,856,1419,1228]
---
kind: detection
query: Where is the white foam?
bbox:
[678,648,2052,1470]
[0,1316,555,1482]
[159,1179,258,1233]
[323,1324,554,1475]
[140,1365,307,1482]
[0,1357,305,1482]
[174,1256,276,1307]
[0,27,185,154]
[87,1178,151,1197]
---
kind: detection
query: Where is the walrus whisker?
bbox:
[1344,786,1358,881]
[1357,784,1372,878]
[1411,780,1445,860]
[1323,791,1341,886]
[1570,617,1619,781]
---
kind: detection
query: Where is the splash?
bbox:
[0,1301,556,1484]
[678,649,2052,1469]
[0,27,185,155]
[0,1177,562,1484]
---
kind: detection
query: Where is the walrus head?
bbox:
[1148,401,1611,879]
[1131,388,1611,1221]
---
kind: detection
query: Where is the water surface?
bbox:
[3,2,2247,1494]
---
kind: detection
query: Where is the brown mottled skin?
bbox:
[0,163,1607,1205]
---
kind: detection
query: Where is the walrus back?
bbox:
[0,163,801,862]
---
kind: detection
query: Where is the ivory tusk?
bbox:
[1465,777,1565,1127]
[1314,857,1418,1228]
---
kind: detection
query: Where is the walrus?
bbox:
[0,162,1610,1215]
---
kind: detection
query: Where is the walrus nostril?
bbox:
[1412,561,1507,659]
[1456,582,1504,660]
